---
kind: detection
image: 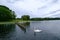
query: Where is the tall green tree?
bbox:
[21,15,30,20]
[0,5,16,21]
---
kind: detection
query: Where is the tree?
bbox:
[11,11,16,19]
[0,5,16,21]
[21,15,30,20]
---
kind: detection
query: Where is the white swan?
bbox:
[34,29,42,32]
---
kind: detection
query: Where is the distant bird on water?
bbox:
[34,29,42,32]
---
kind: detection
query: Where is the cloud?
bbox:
[52,0,58,3]
[42,10,60,17]
[0,0,60,18]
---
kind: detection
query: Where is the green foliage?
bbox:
[11,11,16,19]
[0,5,16,21]
[30,18,60,21]
[21,15,30,20]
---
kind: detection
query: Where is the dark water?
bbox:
[0,20,60,40]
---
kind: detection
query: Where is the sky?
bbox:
[0,0,60,18]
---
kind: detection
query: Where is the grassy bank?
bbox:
[0,20,30,24]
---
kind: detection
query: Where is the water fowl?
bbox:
[34,29,42,32]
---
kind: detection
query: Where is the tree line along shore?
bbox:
[0,5,60,22]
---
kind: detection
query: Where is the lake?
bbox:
[0,20,60,40]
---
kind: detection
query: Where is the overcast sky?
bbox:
[0,0,60,18]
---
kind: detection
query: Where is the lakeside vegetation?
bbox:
[0,5,60,23]
[30,18,60,21]
[0,5,16,22]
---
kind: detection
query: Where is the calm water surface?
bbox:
[0,20,60,40]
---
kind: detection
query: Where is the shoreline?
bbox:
[0,20,60,24]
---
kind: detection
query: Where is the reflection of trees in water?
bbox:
[21,22,30,26]
[25,22,30,26]
[19,22,30,33]
[0,24,16,37]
